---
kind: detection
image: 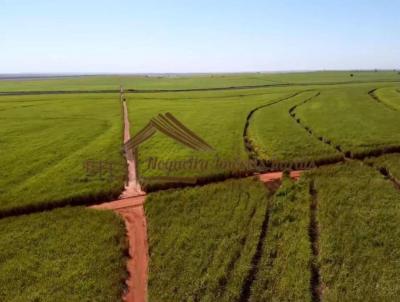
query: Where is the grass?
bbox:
[375,87,400,111]
[249,177,312,302]
[0,93,125,215]
[248,90,341,163]
[127,82,400,190]
[145,178,270,302]
[295,84,400,157]
[0,207,127,302]
[0,71,399,92]
[309,162,400,301]
[127,90,292,189]
[2,73,400,301]
[366,153,400,180]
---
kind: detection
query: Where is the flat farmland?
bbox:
[145,178,270,302]
[0,93,125,215]
[1,71,399,92]
[1,72,400,301]
[0,207,127,302]
[309,162,400,301]
[295,84,400,157]
[247,90,341,163]
[127,89,294,188]
[375,86,400,111]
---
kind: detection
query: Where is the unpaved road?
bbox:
[120,99,144,198]
[91,195,147,302]
[91,92,302,302]
[91,95,148,302]
[258,170,301,182]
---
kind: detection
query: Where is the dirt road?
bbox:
[91,90,303,302]
[91,94,148,302]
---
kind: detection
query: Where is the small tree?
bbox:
[350,73,354,77]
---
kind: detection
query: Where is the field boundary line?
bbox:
[239,189,273,302]
[2,79,400,96]
[131,90,279,101]
[0,90,119,96]
[243,91,308,161]
[366,164,400,191]
[309,180,322,302]
[125,79,400,92]
[288,91,346,156]
[287,91,400,161]
[368,88,399,112]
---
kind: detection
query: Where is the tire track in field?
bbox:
[376,166,400,191]
[309,180,322,302]
[288,91,346,156]
[363,162,400,191]
[243,91,307,162]
[288,91,400,161]
[239,190,273,302]
[239,172,301,302]
[368,88,399,112]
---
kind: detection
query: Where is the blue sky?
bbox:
[1,0,399,73]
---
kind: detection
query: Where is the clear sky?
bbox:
[1,0,399,73]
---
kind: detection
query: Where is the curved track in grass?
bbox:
[243,91,305,162]
[288,92,346,155]
[287,89,400,161]
[368,88,399,112]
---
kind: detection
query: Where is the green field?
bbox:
[1,71,399,92]
[0,207,126,302]
[1,72,400,301]
[375,87,400,111]
[0,93,125,215]
[249,177,312,302]
[127,89,296,189]
[145,178,270,301]
[248,90,341,163]
[367,153,400,180]
[310,162,400,301]
[295,84,400,157]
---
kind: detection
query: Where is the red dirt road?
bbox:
[258,170,302,183]
[92,169,302,302]
[90,89,304,302]
[119,205,148,302]
[91,95,148,302]
[91,195,147,302]
[120,100,144,198]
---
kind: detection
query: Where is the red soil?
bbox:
[120,100,144,198]
[90,195,147,302]
[258,170,302,183]
[91,98,148,302]
[118,205,148,302]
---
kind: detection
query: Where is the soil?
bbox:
[258,170,302,183]
[91,96,148,302]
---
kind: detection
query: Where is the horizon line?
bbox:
[0,68,399,79]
